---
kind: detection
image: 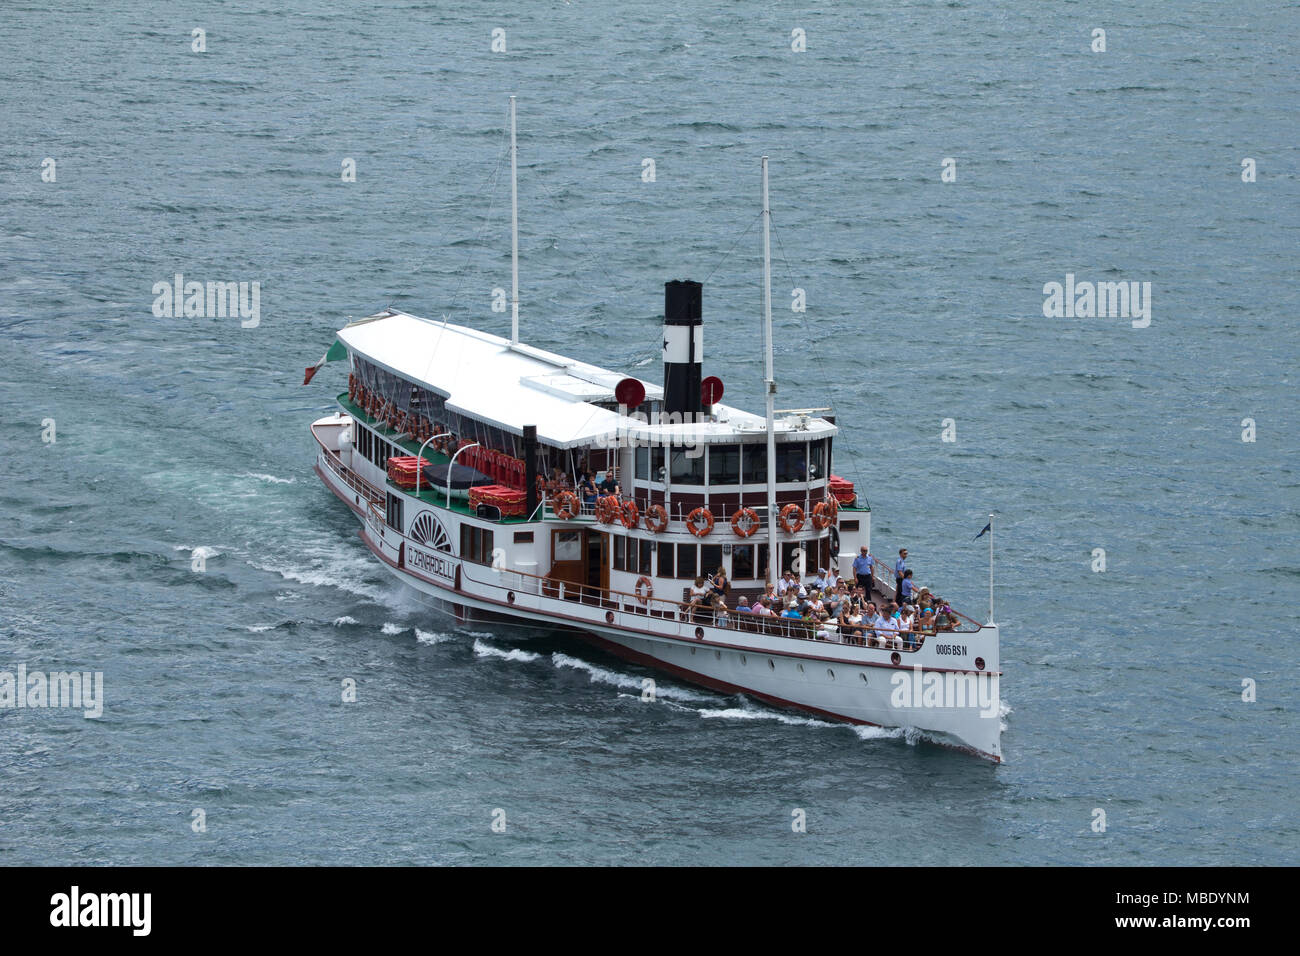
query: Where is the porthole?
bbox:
[768,659,775,670]
[690,647,696,655]
[740,654,747,665]
[797,663,804,673]
[715,650,721,660]
[859,673,868,684]
[827,668,835,681]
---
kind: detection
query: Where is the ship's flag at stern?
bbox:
[303,339,347,384]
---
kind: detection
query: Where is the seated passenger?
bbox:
[734,595,751,614]
[708,565,729,599]
[813,568,830,591]
[578,472,598,506]
[686,576,709,612]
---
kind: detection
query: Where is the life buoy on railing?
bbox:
[595,495,618,524]
[731,507,759,538]
[812,497,838,529]
[620,499,640,530]
[634,576,653,605]
[550,491,579,520]
[643,504,669,534]
[686,507,715,537]
[779,503,805,534]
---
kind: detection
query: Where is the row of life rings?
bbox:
[349,376,461,453]
[547,493,839,538]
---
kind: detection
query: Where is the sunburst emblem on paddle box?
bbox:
[409,511,453,553]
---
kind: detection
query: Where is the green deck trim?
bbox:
[338,392,870,517]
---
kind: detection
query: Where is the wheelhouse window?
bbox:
[669,449,704,484]
[742,445,766,484]
[809,439,825,480]
[635,446,650,481]
[776,443,807,482]
[708,444,739,485]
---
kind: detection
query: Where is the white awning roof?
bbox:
[337,310,837,449]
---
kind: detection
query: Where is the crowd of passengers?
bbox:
[681,564,960,650]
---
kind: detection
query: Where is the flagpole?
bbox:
[988,512,995,625]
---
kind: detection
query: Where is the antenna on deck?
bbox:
[510,94,520,346]
[761,157,778,586]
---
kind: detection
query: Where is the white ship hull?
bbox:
[313,420,1004,762]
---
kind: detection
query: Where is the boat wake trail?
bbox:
[697,704,838,728]
[551,652,714,702]
[472,639,541,663]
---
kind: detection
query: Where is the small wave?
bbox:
[851,724,909,742]
[415,628,451,645]
[242,472,295,485]
[472,639,539,663]
[245,623,276,633]
[551,652,710,702]
[381,622,405,635]
[698,705,836,727]
[333,616,359,626]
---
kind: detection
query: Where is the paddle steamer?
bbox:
[306,99,1003,761]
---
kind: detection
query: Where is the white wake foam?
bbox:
[472,639,540,663]
[550,652,712,702]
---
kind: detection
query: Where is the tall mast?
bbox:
[762,157,778,587]
[510,94,520,346]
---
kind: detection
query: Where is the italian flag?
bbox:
[303,339,348,385]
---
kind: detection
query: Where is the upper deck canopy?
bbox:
[338,310,837,450]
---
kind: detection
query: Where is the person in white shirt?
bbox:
[825,569,843,591]
[776,572,796,597]
[873,611,897,649]
[813,568,830,591]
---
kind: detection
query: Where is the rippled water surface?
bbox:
[1,1,1297,865]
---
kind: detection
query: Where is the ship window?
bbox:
[809,440,825,480]
[639,539,653,574]
[732,544,755,580]
[651,447,666,483]
[669,449,704,484]
[635,446,649,482]
[756,544,769,582]
[385,492,403,531]
[741,445,766,483]
[781,542,801,576]
[613,536,625,569]
[677,544,697,580]
[657,542,674,578]
[708,444,739,485]
[840,519,859,532]
[459,525,494,566]
[513,532,533,544]
[700,544,722,576]
[776,444,807,482]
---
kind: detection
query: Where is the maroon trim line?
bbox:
[356,526,1000,677]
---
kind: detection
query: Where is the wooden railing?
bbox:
[460,562,978,651]
[316,437,385,505]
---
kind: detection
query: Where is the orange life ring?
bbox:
[779,503,805,534]
[812,498,838,529]
[634,576,653,606]
[643,504,669,534]
[551,491,579,520]
[620,499,640,530]
[686,507,715,537]
[596,495,618,524]
[731,507,759,538]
